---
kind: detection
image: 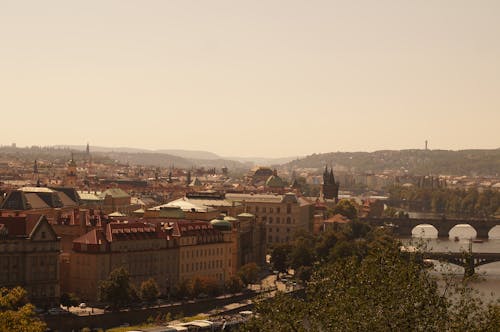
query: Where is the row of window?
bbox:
[181,259,230,273]
[268,227,292,233]
[253,204,293,214]
[181,246,228,259]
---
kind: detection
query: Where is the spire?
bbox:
[330,169,335,184]
[86,142,90,156]
[33,160,38,174]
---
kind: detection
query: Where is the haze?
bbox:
[1,0,499,157]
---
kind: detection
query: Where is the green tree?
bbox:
[238,263,260,286]
[331,199,358,220]
[270,244,292,273]
[140,278,160,303]
[0,287,47,332]
[240,239,500,332]
[60,292,80,310]
[225,275,244,294]
[98,266,134,309]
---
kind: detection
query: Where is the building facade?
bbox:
[226,192,314,246]
[0,215,61,307]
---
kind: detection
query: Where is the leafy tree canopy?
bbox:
[0,287,47,332]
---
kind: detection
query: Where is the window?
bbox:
[277,207,281,213]
[276,228,279,233]
[261,216,267,222]
[263,207,267,213]
[41,231,46,239]
[270,207,274,213]
[276,217,280,224]
[286,217,291,224]
[269,217,273,224]
[287,228,291,233]
[268,236,273,243]
[255,206,259,212]
[287,204,292,214]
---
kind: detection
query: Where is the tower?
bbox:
[322,166,339,201]
[64,153,78,187]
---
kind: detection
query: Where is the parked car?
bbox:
[78,302,87,309]
[48,307,63,315]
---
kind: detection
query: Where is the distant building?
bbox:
[0,215,60,307]
[0,186,79,223]
[322,166,339,201]
[226,192,314,246]
[64,154,78,187]
[68,221,178,301]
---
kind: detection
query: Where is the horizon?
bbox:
[1,142,499,161]
[1,1,499,157]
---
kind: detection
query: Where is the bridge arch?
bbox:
[448,224,477,240]
[488,225,500,239]
[411,224,438,238]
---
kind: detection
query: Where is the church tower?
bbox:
[64,153,78,187]
[322,166,339,201]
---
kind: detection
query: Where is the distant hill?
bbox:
[156,149,220,160]
[226,156,299,166]
[285,149,500,176]
[3,145,247,170]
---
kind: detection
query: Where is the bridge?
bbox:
[362,217,500,239]
[421,251,500,277]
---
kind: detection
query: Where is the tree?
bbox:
[98,266,134,309]
[240,239,500,332]
[140,278,160,303]
[238,263,260,286]
[0,287,47,332]
[270,244,292,273]
[60,292,80,310]
[331,199,358,220]
[225,275,244,294]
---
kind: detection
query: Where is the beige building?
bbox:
[226,192,314,246]
[0,215,61,307]
[174,220,237,285]
[67,221,178,301]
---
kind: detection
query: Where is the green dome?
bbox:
[265,175,285,188]
[210,219,232,231]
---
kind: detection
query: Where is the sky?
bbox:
[1,0,499,158]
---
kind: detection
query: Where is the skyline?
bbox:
[1,0,500,157]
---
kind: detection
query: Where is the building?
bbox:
[226,192,314,246]
[322,166,339,201]
[0,186,79,223]
[64,154,78,187]
[0,215,61,307]
[175,220,236,285]
[67,221,178,301]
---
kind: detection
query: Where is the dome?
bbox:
[237,212,255,218]
[210,218,232,231]
[224,216,238,222]
[265,175,285,188]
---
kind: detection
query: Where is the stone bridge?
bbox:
[422,252,500,276]
[362,217,500,239]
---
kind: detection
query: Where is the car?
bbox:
[78,302,87,309]
[48,307,63,315]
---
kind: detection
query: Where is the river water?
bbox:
[401,224,500,302]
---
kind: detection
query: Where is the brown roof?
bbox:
[0,215,44,238]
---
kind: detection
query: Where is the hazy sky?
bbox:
[1,1,499,157]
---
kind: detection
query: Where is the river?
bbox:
[401,224,500,302]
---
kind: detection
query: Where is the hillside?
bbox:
[285,149,500,176]
[0,146,247,170]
